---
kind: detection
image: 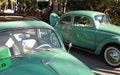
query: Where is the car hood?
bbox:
[0,50,95,75]
[99,24,120,35]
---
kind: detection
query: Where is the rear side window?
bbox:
[74,16,93,27]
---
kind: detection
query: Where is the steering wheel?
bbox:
[36,44,52,49]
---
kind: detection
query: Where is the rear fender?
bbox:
[95,37,120,55]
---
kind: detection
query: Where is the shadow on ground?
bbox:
[65,45,120,75]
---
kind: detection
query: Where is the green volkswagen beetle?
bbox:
[0,15,95,75]
[50,10,120,67]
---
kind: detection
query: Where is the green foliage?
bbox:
[17,0,37,12]
[68,0,120,26]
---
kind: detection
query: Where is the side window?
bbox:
[37,29,61,48]
[59,16,71,25]
[74,16,93,27]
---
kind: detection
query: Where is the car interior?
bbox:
[0,28,61,57]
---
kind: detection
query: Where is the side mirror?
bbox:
[68,43,72,53]
[0,47,12,71]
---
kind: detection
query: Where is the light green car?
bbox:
[0,15,95,75]
[50,10,120,67]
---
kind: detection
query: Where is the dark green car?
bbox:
[0,15,95,75]
[50,10,120,67]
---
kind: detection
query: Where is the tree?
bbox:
[67,0,120,25]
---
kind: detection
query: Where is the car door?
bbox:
[55,16,72,43]
[49,13,60,27]
[71,16,96,51]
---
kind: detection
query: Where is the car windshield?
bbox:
[94,14,110,25]
[0,28,61,57]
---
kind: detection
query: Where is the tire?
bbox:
[104,45,120,67]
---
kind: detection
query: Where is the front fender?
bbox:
[95,36,120,55]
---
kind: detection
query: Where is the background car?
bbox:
[0,15,95,75]
[50,10,120,67]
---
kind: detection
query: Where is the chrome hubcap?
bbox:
[104,46,120,66]
[110,50,119,61]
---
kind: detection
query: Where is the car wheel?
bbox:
[104,45,120,67]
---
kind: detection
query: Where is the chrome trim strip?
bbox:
[42,59,61,75]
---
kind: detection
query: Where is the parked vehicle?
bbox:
[50,10,120,67]
[0,15,95,75]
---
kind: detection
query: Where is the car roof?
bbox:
[0,21,53,30]
[63,10,105,17]
[0,13,40,22]
[0,13,23,16]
